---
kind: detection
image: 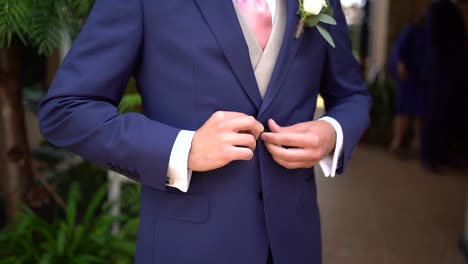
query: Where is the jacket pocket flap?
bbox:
[144,188,210,224]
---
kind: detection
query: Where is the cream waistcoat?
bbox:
[233,0,287,98]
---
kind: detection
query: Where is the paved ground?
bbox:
[317,145,467,264]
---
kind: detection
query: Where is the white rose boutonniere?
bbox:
[295,0,337,48]
[304,0,327,15]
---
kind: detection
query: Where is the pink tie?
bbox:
[236,0,272,50]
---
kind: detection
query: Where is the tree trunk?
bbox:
[0,38,34,219]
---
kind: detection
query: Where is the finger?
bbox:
[240,122,264,139]
[229,133,256,151]
[269,153,314,169]
[261,132,307,148]
[225,116,264,134]
[212,111,247,121]
[240,119,264,139]
[278,161,314,169]
[221,111,249,119]
[268,118,308,134]
[268,119,283,133]
[264,142,313,163]
[228,147,254,161]
[239,129,263,140]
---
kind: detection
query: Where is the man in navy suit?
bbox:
[38,0,371,263]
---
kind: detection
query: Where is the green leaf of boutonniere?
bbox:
[317,13,337,25]
[304,16,320,27]
[316,25,336,48]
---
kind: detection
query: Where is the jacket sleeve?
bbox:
[37,0,180,191]
[319,0,372,173]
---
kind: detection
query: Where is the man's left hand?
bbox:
[261,119,336,169]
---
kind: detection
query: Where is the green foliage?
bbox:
[0,0,95,55]
[119,94,142,114]
[367,76,396,144]
[0,183,136,264]
[118,184,141,240]
[52,162,107,196]
[118,79,142,114]
[0,0,29,45]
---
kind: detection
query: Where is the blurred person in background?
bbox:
[422,0,466,171]
[388,14,426,154]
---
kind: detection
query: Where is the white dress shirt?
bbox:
[166,0,344,192]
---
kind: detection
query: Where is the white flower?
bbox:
[303,0,327,15]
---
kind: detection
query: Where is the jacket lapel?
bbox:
[194,0,262,109]
[258,0,304,119]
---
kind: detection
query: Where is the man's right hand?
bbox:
[188,111,264,172]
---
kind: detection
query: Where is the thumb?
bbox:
[268,119,283,133]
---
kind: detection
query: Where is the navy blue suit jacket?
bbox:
[38,0,371,263]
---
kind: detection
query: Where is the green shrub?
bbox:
[367,76,396,144]
[0,183,136,264]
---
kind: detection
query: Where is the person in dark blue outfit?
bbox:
[421,0,466,171]
[389,16,426,153]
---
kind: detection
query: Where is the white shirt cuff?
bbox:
[318,116,344,177]
[167,130,195,192]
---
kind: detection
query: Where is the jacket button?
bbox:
[258,191,263,201]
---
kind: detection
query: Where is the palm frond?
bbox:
[0,0,95,55]
[0,0,30,46]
